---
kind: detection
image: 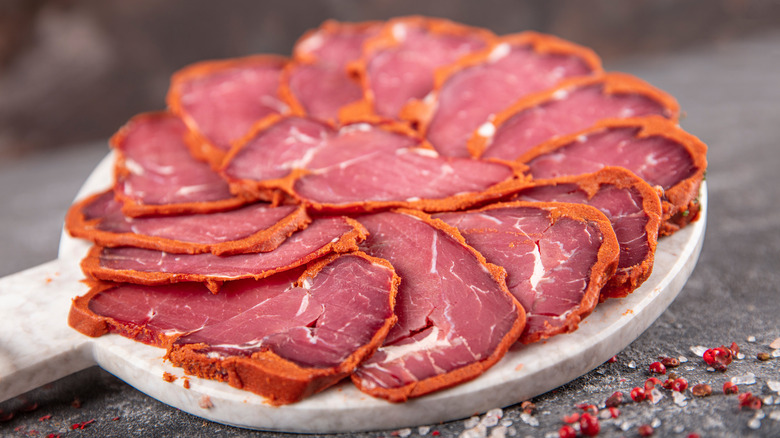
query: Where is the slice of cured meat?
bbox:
[167,55,292,166]
[435,202,619,344]
[471,73,680,160]
[520,116,707,235]
[292,147,519,214]
[111,112,246,217]
[347,16,493,119]
[403,32,602,158]
[221,116,422,199]
[65,190,309,256]
[69,252,400,405]
[282,21,381,123]
[507,168,662,300]
[352,210,525,402]
[80,216,367,292]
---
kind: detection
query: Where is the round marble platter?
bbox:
[50,152,707,433]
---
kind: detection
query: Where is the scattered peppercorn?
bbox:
[608,407,620,419]
[605,391,623,408]
[607,355,618,363]
[38,415,52,421]
[644,377,662,390]
[579,413,600,436]
[521,400,536,414]
[638,424,654,436]
[702,346,732,370]
[70,419,95,430]
[729,342,739,355]
[649,361,666,374]
[563,412,580,423]
[631,387,647,402]
[723,381,739,394]
[659,356,680,368]
[738,392,762,410]
[757,352,771,361]
[687,434,701,438]
[691,383,712,397]
[558,424,577,438]
[671,378,688,392]
[0,410,14,422]
[71,398,82,409]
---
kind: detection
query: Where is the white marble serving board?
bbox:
[0,152,707,433]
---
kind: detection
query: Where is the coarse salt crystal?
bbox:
[732,373,757,385]
[488,426,507,438]
[651,418,662,428]
[673,424,685,433]
[459,425,487,438]
[418,426,431,435]
[650,388,664,404]
[673,391,688,407]
[690,346,708,356]
[520,413,539,427]
[770,337,780,349]
[500,419,513,427]
[397,428,412,437]
[772,349,780,358]
[737,352,746,360]
[767,380,780,393]
[765,396,774,405]
[769,411,780,421]
[620,421,633,431]
[747,418,761,430]
[464,416,480,429]
[628,360,637,369]
[599,410,611,419]
[481,415,499,428]
[747,336,757,343]
[678,356,688,363]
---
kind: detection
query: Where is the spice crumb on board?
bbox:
[162,372,177,382]
[198,395,213,409]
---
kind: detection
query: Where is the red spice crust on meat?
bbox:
[517,116,707,235]
[351,208,526,402]
[167,55,299,168]
[64,189,310,256]
[79,217,368,292]
[399,31,604,136]
[440,201,620,344]
[506,167,662,300]
[110,112,249,217]
[467,72,681,158]
[220,115,435,201]
[69,252,401,406]
[340,16,496,122]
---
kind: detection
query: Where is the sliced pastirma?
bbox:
[111,113,247,217]
[282,20,381,123]
[220,116,423,200]
[69,253,400,406]
[81,217,367,292]
[507,168,662,300]
[65,190,309,256]
[435,202,619,343]
[292,147,521,214]
[344,16,494,120]
[519,116,707,235]
[401,32,602,158]
[470,73,680,160]
[167,55,292,167]
[352,210,525,402]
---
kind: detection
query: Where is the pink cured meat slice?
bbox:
[81,217,366,291]
[294,20,381,69]
[364,18,491,118]
[222,117,421,198]
[287,21,381,122]
[424,34,601,157]
[521,117,707,234]
[478,74,679,160]
[435,202,619,343]
[111,113,245,217]
[293,148,516,213]
[167,56,289,158]
[66,190,308,255]
[352,210,525,402]
[69,253,399,405]
[508,168,662,299]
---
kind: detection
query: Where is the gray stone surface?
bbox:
[2,23,780,438]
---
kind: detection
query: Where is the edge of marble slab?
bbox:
[56,153,707,433]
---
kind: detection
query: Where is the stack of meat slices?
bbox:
[65,16,707,405]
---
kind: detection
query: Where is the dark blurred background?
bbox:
[2,0,780,160]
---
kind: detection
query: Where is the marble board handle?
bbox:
[0,260,96,402]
